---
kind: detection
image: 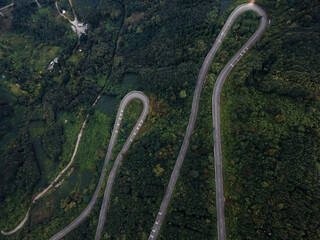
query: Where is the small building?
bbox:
[47,57,59,70]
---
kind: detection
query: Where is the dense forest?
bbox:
[0,0,319,239]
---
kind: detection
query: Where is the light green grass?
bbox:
[67,51,84,68]
[75,110,111,170]
[59,111,85,170]
[0,31,60,76]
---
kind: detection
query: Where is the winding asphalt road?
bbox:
[148,3,268,240]
[50,91,149,240]
[6,3,267,239]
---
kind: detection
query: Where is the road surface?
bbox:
[55,0,87,38]
[3,3,268,239]
[1,95,100,236]
[148,3,268,240]
[0,3,14,12]
[50,91,149,240]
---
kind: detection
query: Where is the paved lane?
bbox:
[148,3,268,240]
[9,3,267,239]
[94,92,149,240]
[1,95,100,236]
[50,91,149,240]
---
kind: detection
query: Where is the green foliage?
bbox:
[95,95,117,115]
[152,164,164,177]
[0,0,319,239]
[179,90,187,98]
[0,129,40,199]
[42,123,63,162]
[218,0,320,238]
[87,106,95,115]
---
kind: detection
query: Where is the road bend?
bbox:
[148,3,268,240]
[1,95,100,236]
[50,91,149,240]
[3,3,268,239]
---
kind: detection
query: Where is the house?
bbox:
[47,57,59,70]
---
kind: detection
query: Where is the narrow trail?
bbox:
[148,3,268,240]
[55,0,87,38]
[51,3,268,240]
[0,3,14,12]
[2,1,126,235]
[1,95,100,236]
[2,2,268,239]
[50,91,150,240]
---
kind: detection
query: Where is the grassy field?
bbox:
[0,31,60,76]
[95,95,117,115]
[67,51,84,68]
[74,109,112,170]
[58,110,86,170]
[20,94,145,238]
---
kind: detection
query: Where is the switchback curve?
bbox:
[3,3,268,239]
[148,3,268,240]
[50,91,149,240]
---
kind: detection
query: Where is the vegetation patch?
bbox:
[95,95,117,116]
[121,73,139,90]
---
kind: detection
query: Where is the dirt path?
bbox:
[1,95,100,235]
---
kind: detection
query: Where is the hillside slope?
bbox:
[0,0,319,239]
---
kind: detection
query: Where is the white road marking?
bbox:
[48,5,268,240]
